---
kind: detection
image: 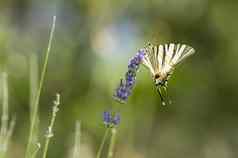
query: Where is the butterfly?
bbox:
[142,43,195,105]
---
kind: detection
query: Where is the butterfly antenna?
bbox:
[156,86,166,106]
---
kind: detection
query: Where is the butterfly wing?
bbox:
[143,43,174,75]
[170,44,195,66]
[142,43,157,75]
[142,43,195,76]
[158,43,195,74]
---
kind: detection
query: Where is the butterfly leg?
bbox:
[163,86,172,105]
[156,86,166,106]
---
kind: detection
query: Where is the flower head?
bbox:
[103,111,121,127]
[113,49,145,103]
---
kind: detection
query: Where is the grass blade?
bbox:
[25,15,56,158]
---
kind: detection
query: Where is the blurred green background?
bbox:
[1,0,238,157]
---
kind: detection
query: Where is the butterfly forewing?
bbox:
[171,44,195,66]
[142,44,156,75]
[176,45,195,64]
[142,43,195,77]
[165,44,175,63]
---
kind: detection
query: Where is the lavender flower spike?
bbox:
[103,111,121,127]
[113,49,145,103]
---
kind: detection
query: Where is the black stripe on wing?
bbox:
[161,45,166,68]
[171,44,180,62]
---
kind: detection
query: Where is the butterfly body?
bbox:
[142,42,195,104]
[154,73,169,86]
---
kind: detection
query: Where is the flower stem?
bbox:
[96,128,110,158]
[25,15,56,158]
[107,128,117,158]
[72,121,81,158]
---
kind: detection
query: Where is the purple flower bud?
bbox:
[114,80,129,102]
[128,61,138,69]
[126,70,136,78]
[137,49,145,61]
[103,111,111,125]
[112,113,120,125]
[121,90,129,99]
[126,74,134,81]
[126,75,135,87]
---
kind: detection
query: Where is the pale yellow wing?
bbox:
[142,43,195,75]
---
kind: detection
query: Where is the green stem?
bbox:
[25,16,56,158]
[96,128,110,158]
[0,72,9,138]
[107,128,117,158]
[72,121,81,158]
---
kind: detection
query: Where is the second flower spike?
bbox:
[103,111,120,127]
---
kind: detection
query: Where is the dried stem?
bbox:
[42,93,60,158]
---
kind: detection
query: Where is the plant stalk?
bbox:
[107,128,117,158]
[96,128,110,158]
[25,15,56,158]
